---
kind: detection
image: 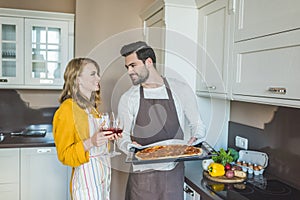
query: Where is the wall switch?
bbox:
[235,136,248,149]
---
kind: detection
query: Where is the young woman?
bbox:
[53,58,117,200]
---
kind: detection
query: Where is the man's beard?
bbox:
[130,67,149,85]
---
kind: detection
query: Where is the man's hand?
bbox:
[187,137,197,145]
[132,141,141,147]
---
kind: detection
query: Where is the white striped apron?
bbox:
[72,113,111,200]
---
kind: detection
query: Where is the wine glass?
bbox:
[100,112,111,156]
[110,112,122,157]
[101,112,122,157]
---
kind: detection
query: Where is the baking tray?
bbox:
[125,141,217,165]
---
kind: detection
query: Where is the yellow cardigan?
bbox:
[52,98,90,167]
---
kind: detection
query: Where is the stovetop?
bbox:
[204,175,300,200]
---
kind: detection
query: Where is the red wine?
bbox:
[114,128,123,134]
[101,128,123,136]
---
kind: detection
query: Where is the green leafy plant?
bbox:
[212,148,239,166]
[228,148,239,162]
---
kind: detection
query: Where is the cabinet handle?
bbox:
[37,148,52,153]
[184,186,194,196]
[0,79,8,82]
[208,86,217,90]
[268,87,286,94]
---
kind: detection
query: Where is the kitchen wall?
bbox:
[0,0,75,13]
[75,0,155,113]
[4,0,298,197]
[230,101,279,129]
[75,1,155,199]
[228,102,300,189]
[0,89,57,134]
[1,1,154,199]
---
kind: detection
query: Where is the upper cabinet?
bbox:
[24,19,69,87]
[142,0,300,108]
[0,17,24,85]
[234,0,300,42]
[141,6,165,75]
[196,0,234,98]
[232,0,300,108]
[140,0,199,89]
[0,8,74,89]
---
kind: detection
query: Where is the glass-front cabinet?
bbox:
[0,17,24,85]
[25,19,68,86]
[0,8,74,89]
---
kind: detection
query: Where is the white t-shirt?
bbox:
[117,77,206,171]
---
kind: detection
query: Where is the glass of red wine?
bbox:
[101,112,122,157]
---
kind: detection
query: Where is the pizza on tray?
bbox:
[135,144,202,160]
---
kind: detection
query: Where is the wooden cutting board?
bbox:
[203,171,246,183]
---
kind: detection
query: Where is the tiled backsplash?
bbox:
[228,106,300,190]
[0,89,57,133]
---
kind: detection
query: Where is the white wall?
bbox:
[75,0,155,113]
[230,101,278,129]
[75,1,155,199]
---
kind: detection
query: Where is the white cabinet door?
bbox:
[0,17,24,86]
[24,19,69,88]
[144,8,166,75]
[235,0,300,42]
[232,0,300,107]
[0,8,74,89]
[140,1,199,89]
[20,147,69,200]
[0,148,19,200]
[232,29,300,105]
[196,0,233,97]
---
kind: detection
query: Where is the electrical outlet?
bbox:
[235,136,248,149]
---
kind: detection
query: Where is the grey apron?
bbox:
[125,78,185,200]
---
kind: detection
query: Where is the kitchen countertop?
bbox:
[0,124,55,148]
[185,160,222,200]
[185,160,300,200]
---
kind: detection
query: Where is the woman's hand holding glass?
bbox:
[90,129,117,147]
[100,112,123,156]
[83,129,117,151]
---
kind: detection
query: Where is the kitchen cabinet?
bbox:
[0,8,74,89]
[141,7,165,75]
[140,0,199,88]
[232,0,300,108]
[24,19,70,87]
[0,147,69,200]
[20,147,69,200]
[0,16,24,85]
[234,0,300,42]
[196,0,234,98]
[193,0,230,150]
[0,148,19,200]
[141,1,229,150]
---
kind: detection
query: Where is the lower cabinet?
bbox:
[0,148,19,200]
[20,147,69,200]
[0,147,70,200]
[184,183,201,200]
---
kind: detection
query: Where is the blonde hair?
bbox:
[59,58,101,110]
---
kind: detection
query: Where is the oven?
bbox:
[184,183,201,200]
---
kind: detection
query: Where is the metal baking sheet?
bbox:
[125,141,217,165]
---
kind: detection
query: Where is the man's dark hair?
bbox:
[120,41,157,68]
